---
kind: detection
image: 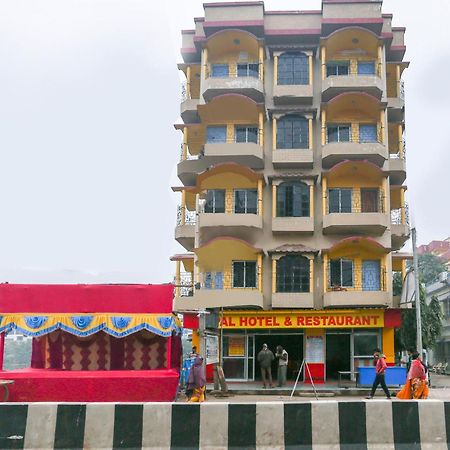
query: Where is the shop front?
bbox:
[219,309,400,383]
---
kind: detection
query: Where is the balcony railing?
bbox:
[181,81,190,102]
[179,143,201,162]
[176,205,196,226]
[391,204,410,226]
[400,80,405,101]
[175,272,194,297]
[198,271,260,291]
[326,263,387,292]
[324,126,383,145]
[325,61,382,78]
[389,138,406,160]
[205,62,262,80]
[325,189,385,214]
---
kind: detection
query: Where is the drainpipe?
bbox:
[412,226,423,355]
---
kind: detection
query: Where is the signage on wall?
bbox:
[305,336,325,364]
[228,336,246,356]
[220,310,384,329]
[205,334,219,365]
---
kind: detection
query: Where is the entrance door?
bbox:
[254,334,303,382]
[362,260,381,291]
[326,334,351,380]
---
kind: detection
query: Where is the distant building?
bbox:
[426,272,450,366]
[418,238,450,269]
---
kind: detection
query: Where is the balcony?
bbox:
[323,189,388,235]
[388,145,407,185]
[272,217,314,234]
[272,292,314,308]
[180,81,200,123]
[323,263,390,308]
[173,272,194,312]
[175,272,264,310]
[322,64,383,102]
[174,206,195,250]
[391,206,410,250]
[322,125,387,168]
[199,212,262,232]
[387,81,405,123]
[272,149,314,168]
[202,62,264,102]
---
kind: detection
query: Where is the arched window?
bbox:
[277,52,309,85]
[277,115,309,149]
[276,255,310,293]
[276,181,310,217]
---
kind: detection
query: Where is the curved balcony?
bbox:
[174,206,196,250]
[322,73,383,102]
[323,237,391,308]
[180,80,200,123]
[391,206,410,250]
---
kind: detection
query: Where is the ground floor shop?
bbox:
[219,309,400,383]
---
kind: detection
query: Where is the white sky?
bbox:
[0,0,448,284]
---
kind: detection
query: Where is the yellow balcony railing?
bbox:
[322,123,384,145]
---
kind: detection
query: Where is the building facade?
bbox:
[172,0,409,383]
[418,239,450,270]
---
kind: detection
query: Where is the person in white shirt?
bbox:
[276,345,288,387]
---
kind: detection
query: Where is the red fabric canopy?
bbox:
[0,283,174,314]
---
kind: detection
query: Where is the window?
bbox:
[276,255,310,293]
[330,259,354,288]
[277,181,310,217]
[328,189,352,213]
[359,124,378,143]
[234,189,257,214]
[237,63,259,78]
[327,125,350,143]
[211,64,229,77]
[203,272,223,290]
[233,261,257,288]
[354,333,379,356]
[206,126,227,144]
[277,52,309,85]
[235,126,258,144]
[357,61,376,75]
[276,115,309,149]
[361,188,380,213]
[204,189,225,213]
[326,61,349,77]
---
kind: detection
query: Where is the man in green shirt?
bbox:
[257,343,275,388]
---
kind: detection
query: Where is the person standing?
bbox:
[276,345,288,387]
[397,351,429,399]
[366,348,391,399]
[257,343,274,388]
[186,356,206,402]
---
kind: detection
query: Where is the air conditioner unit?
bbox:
[439,271,448,283]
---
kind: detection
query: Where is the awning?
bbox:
[0,314,181,338]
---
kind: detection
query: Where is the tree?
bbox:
[418,253,446,285]
[396,284,442,351]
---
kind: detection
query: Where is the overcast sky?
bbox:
[0,0,448,284]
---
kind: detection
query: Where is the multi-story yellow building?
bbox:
[172,0,409,383]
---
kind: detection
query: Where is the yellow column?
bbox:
[323,254,328,293]
[273,55,278,86]
[259,45,264,82]
[382,177,388,213]
[351,122,359,143]
[383,328,395,364]
[272,185,277,218]
[308,54,313,85]
[396,64,401,97]
[401,259,407,282]
[309,185,314,218]
[259,112,264,147]
[398,124,404,158]
[321,110,326,145]
[181,190,186,225]
[203,48,208,79]
[321,46,326,80]
[400,187,405,224]
[272,258,276,293]
[322,176,327,215]
[380,109,385,144]
[309,258,314,293]
[225,189,233,214]
[257,179,263,216]
[191,330,200,351]
[377,45,383,77]
[308,118,313,150]
[272,117,277,149]
[175,260,181,298]
[182,127,188,160]
[186,65,191,99]
[258,253,263,292]
[226,124,234,143]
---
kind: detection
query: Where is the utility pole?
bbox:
[411,226,423,355]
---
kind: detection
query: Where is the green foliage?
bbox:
[392,271,403,297]
[418,253,446,285]
[396,286,442,351]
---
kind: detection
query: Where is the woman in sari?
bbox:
[397,352,429,399]
[186,356,206,402]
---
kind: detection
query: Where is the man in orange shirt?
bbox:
[366,348,391,399]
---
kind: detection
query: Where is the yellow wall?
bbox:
[382,328,395,364]
[200,172,257,190]
[327,172,383,189]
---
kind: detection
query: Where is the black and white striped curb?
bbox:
[0,400,448,449]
